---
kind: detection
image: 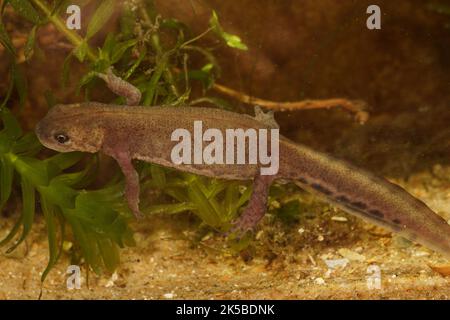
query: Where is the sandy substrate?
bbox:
[1,169,450,300]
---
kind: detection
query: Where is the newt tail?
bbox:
[277,137,450,258]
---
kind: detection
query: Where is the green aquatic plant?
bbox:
[0,107,134,279]
[1,0,297,278]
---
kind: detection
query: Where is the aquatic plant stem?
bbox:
[212,83,369,124]
[29,1,367,123]
[31,0,97,62]
[139,5,180,98]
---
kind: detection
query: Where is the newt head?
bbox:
[35,103,105,153]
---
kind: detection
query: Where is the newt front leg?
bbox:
[103,145,143,219]
[96,68,144,218]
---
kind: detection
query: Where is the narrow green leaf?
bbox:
[150,165,166,187]
[206,180,227,198]
[0,107,22,140]
[0,133,13,154]
[186,69,214,89]
[222,34,248,51]
[73,40,88,62]
[39,180,77,209]
[0,21,15,56]
[40,195,59,282]
[77,70,97,91]
[7,177,35,252]
[143,55,167,105]
[12,156,49,187]
[84,232,103,274]
[12,133,41,156]
[209,10,248,50]
[86,0,116,40]
[163,187,189,203]
[124,47,146,80]
[51,0,69,15]
[100,213,128,245]
[144,202,195,215]
[63,186,133,273]
[0,215,23,246]
[236,185,252,208]
[143,0,157,20]
[8,0,41,24]
[202,63,214,73]
[46,152,84,172]
[12,64,28,108]
[161,18,189,31]
[0,156,14,210]
[97,238,119,272]
[24,25,38,60]
[100,33,116,62]
[191,97,233,110]
[111,39,137,64]
[61,53,73,86]
[50,158,97,188]
[195,177,211,196]
[187,178,222,226]
[182,45,220,76]
[64,211,101,273]
[0,69,14,109]
[224,182,239,218]
[120,6,136,38]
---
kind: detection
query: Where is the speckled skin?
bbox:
[36,102,450,258]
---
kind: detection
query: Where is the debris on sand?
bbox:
[331,216,348,222]
[338,248,366,262]
[428,264,450,277]
[413,250,430,257]
[163,292,176,299]
[101,272,118,288]
[314,277,326,285]
[323,258,349,270]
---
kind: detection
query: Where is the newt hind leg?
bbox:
[230,173,275,236]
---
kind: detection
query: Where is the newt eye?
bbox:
[54,133,70,144]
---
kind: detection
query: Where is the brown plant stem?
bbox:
[212,83,369,124]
